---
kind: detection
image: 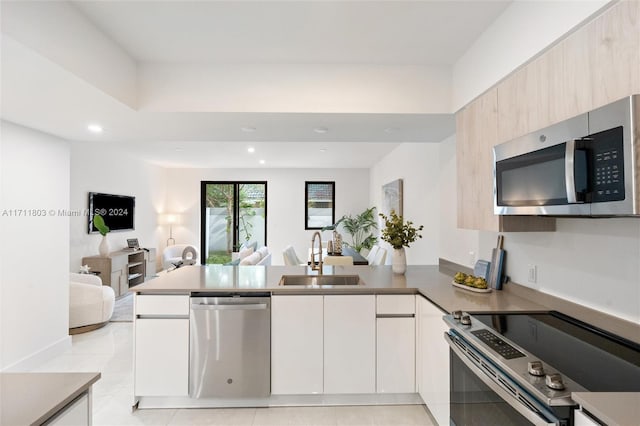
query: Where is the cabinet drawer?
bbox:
[376,295,415,315]
[136,295,189,316]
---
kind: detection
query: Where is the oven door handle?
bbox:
[445,333,559,426]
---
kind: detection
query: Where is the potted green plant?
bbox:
[94,214,111,257]
[379,210,424,274]
[322,207,378,253]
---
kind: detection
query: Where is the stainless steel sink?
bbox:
[278,275,362,286]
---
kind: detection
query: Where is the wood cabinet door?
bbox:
[588,0,640,109]
[456,88,499,231]
[497,61,543,142]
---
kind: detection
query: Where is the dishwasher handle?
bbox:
[191,303,268,311]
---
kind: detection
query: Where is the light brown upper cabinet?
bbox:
[456,89,499,231]
[456,90,555,232]
[456,0,638,232]
[588,0,640,109]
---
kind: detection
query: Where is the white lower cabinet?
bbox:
[324,295,376,394]
[574,409,601,426]
[376,295,415,393]
[271,295,324,394]
[134,294,190,396]
[376,317,415,393]
[48,392,90,425]
[417,296,450,425]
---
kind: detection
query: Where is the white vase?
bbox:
[392,247,407,274]
[99,234,110,257]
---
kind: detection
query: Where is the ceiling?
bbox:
[1,1,513,168]
[72,1,510,65]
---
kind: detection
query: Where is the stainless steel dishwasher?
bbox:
[189,293,270,398]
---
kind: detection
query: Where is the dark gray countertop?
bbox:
[572,392,640,426]
[134,264,546,313]
[135,264,640,344]
[0,372,100,425]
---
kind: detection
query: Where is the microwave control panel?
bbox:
[588,126,625,202]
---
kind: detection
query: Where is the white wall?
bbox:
[369,143,441,265]
[478,221,640,324]
[139,63,451,114]
[164,168,369,265]
[69,144,167,271]
[0,121,71,370]
[1,1,137,107]
[452,0,611,111]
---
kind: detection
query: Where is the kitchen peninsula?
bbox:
[130,263,640,426]
[132,264,640,340]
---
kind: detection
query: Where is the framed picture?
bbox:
[382,179,403,217]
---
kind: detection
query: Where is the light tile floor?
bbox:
[33,323,434,425]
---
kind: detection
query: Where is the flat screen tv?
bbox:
[88,192,135,233]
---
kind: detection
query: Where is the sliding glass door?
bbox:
[201,181,267,264]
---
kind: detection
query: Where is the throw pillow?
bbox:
[239,246,254,260]
[240,252,261,265]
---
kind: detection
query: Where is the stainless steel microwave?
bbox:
[494,95,639,216]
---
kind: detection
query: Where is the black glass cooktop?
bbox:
[472,312,640,392]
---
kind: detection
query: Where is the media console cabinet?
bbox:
[82,248,156,298]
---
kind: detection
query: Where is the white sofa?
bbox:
[69,273,115,333]
[239,246,272,265]
[162,244,199,269]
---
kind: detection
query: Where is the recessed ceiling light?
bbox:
[175,148,184,152]
[87,123,103,133]
[247,147,255,153]
[314,127,328,134]
[241,126,256,133]
[259,159,266,165]
[319,148,327,153]
[384,127,400,134]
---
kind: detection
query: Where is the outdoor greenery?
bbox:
[379,210,424,249]
[206,250,233,265]
[205,183,264,255]
[323,207,378,253]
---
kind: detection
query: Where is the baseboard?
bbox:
[136,393,423,409]
[1,335,71,372]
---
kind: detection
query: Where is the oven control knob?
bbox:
[452,310,462,320]
[528,361,545,376]
[545,373,565,390]
[460,315,471,326]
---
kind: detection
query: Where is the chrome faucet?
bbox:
[310,231,323,274]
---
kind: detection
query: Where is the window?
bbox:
[201,181,267,264]
[305,181,335,230]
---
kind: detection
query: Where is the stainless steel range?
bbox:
[444,311,640,426]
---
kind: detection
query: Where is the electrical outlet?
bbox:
[528,265,537,283]
[469,251,476,266]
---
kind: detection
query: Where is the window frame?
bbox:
[200,181,268,264]
[304,181,335,230]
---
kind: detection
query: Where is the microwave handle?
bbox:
[565,139,577,203]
